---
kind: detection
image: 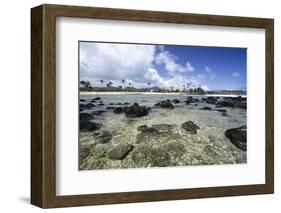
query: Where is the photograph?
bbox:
[78,41,247,170]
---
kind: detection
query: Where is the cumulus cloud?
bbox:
[80,42,156,84]
[155,50,194,73]
[232,72,240,77]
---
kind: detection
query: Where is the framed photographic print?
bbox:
[31,4,274,208]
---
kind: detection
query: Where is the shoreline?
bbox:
[80,91,246,97]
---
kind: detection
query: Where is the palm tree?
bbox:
[100,79,104,87]
[80,80,86,88]
[121,79,125,88]
[182,85,185,92]
[85,81,91,88]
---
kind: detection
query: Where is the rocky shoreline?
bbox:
[79,95,247,170]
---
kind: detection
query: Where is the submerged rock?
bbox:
[79,104,92,110]
[113,107,123,114]
[80,99,86,102]
[80,120,101,131]
[131,146,172,167]
[137,125,149,132]
[136,123,177,144]
[80,113,94,120]
[205,96,218,104]
[172,99,180,104]
[108,144,134,160]
[216,97,247,109]
[86,103,96,108]
[125,103,149,117]
[106,106,115,110]
[200,106,212,110]
[181,121,200,134]
[221,112,228,117]
[91,110,106,115]
[92,97,101,101]
[216,109,227,113]
[95,130,113,144]
[79,146,90,160]
[225,126,247,151]
[155,100,174,109]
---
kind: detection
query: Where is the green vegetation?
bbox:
[79,80,206,94]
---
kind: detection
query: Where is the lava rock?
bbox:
[95,130,113,144]
[108,144,134,160]
[155,100,174,109]
[80,99,86,102]
[86,103,96,108]
[205,96,218,104]
[137,125,149,132]
[200,106,212,110]
[221,112,228,117]
[80,113,94,120]
[113,107,123,114]
[225,126,247,151]
[125,103,149,117]
[91,110,106,115]
[172,99,180,104]
[92,97,101,101]
[79,120,101,131]
[216,109,227,113]
[106,106,115,110]
[181,121,200,134]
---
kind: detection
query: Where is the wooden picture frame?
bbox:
[31,4,274,208]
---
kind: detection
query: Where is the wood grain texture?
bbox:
[31,4,274,208]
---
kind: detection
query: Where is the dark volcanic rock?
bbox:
[80,120,101,131]
[95,130,113,144]
[113,107,123,114]
[80,147,90,160]
[80,113,94,120]
[137,125,149,132]
[108,144,134,160]
[91,110,106,115]
[122,102,130,105]
[80,104,91,110]
[80,99,86,102]
[86,103,96,108]
[216,109,227,113]
[125,103,149,117]
[181,121,200,134]
[216,96,247,109]
[216,100,233,108]
[205,96,218,104]
[172,99,180,104]
[200,106,212,110]
[92,97,101,101]
[185,97,193,105]
[106,106,115,110]
[221,112,228,117]
[225,126,247,151]
[155,100,174,109]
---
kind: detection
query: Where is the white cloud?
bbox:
[232,72,240,77]
[201,85,210,91]
[80,42,156,83]
[155,50,194,73]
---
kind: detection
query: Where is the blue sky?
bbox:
[80,42,246,91]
